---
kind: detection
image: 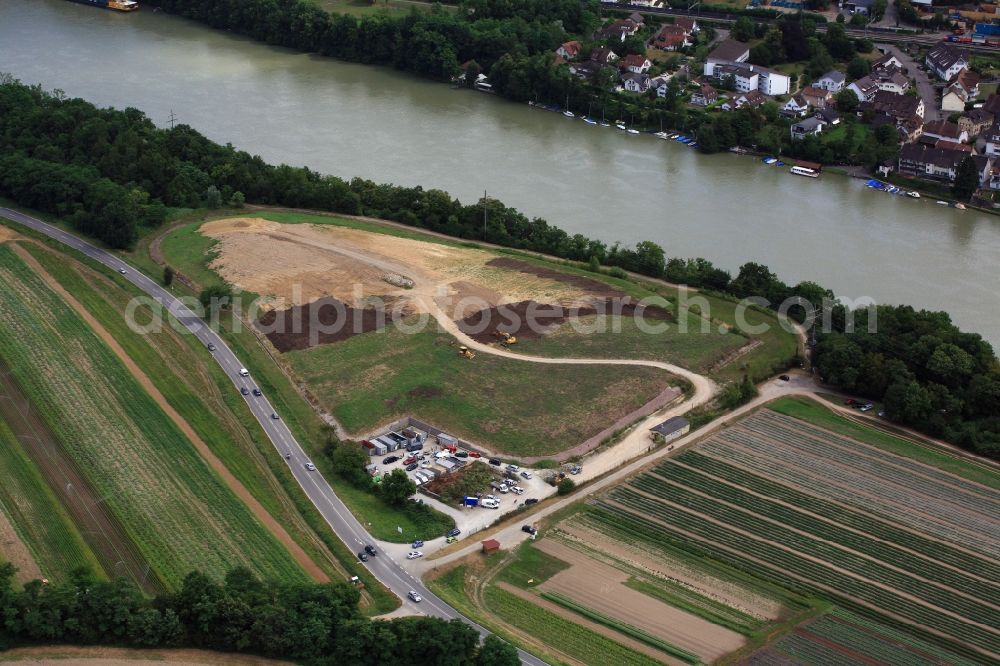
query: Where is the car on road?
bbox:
[779,374,790,381]
[118,268,127,275]
[468,451,481,458]
[364,544,377,556]
[520,470,532,480]
[408,591,422,603]
[524,498,539,506]
[382,455,400,465]
[357,551,368,562]
[521,525,537,535]
[271,412,280,420]
[304,462,316,471]
[240,387,250,396]
[446,528,461,538]
[406,551,423,559]
[405,462,418,471]
[412,540,424,548]
[489,458,501,466]
[252,388,262,396]
[207,343,216,351]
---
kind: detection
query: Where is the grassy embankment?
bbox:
[0,245,307,588]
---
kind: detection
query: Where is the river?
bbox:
[2,0,998,343]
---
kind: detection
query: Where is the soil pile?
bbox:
[257,296,394,352]
[486,257,626,298]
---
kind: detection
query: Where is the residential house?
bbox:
[790,116,826,139]
[958,108,994,137]
[956,69,981,98]
[800,85,833,109]
[864,90,925,121]
[627,11,646,26]
[756,66,791,96]
[925,43,969,81]
[690,83,718,106]
[984,93,1000,116]
[712,62,789,96]
[594,18,641,42]
[942,85,970,113]
[934,139,974,154]
[872,68,911,94]
[650,24,689,51]
[844,0,875,14]
[847,76,880,102]
[812,70,846,93]
[556,41,582,60]
[722,89,766,111]
[921,120,968,143]
[898,143,989,183]
[871,52,904,72]
[622,71,652,93]
[782,94,810,117]
[984,120,1000,157]
[621,54,652,74]
[674,17,698,34]
[651,75,673,98]
[589,46,619,65]
[703,39,750,76]
[568,60,602,80]
[816,107,841,125]
[898,116,924,143]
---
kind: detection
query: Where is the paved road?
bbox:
[0,208,547,666]
[877,42,939,122]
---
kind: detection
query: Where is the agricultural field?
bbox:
[0,244,308,589]
[591,403,1000,664]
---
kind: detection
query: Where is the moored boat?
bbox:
[906,191,920,198]
[954,202,967,209]
[763,157,778,165]
[563,110,575,118]
[66,0,139,10]
[626,128,640,135]
[790,166,819,178]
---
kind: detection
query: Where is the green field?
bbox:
[0,244,306,589]
[0,415,101,581]
[590,406,1000,664]
[286,322,673,457]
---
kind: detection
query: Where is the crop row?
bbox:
[674,451,1000,581]
[625,477,998,621]
[774,633,867,666]
[623,577,762,636]
[805,615,964,666]
[483,586,665,666]
[0,249,305,588]
[601,492,1000,657]
[717,428,999,541]
[744,412,1000,517]
[752,410,1000,506]
[827,608,983,666]
[539,591,701,664]
[650,463,1000,603]
[585,504,996,665]
[701,435,992,555]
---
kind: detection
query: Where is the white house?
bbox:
[873,69,910,95]
[942,85,969,113]
[690,83,718,106]
[985,122,1000,157]
[757,67,790,96]
[783,94,810,117]
[925,44,968,82]
[651,75,673,98]
[813,70,846,92]
[847,75,880,102]
[621,54,652,74]
[703,39,750,76]
[622,71,651,93]
[556,41,582,60]
[790,116,826,140]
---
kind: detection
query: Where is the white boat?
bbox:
[599,122,610,127]
[790,166,819,178]
[563,110,575,118]
[954,202,967,210]
[655,131,669,139]
[936,200,948,206]
[616,123,627,131]
[906,191,920,199]
[626,128,640,135]
[583,118,597,125]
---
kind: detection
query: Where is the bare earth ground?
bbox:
[0,227,19,243]
[555,517,782,619]
[535,539,746,661]
[12,243,328,583]
[0,506,42,584]
[0,646,291,665]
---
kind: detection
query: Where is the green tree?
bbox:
[464,59,483,88]
[732,16,755,42]
[163,265,175,287]
[198,284,233,309]
[953,156,979,200]
[835,89,858,112]
[477,635,520,665]
[847,55,870,79]
[588,254,600,272]
[328,441,371,488]
[557,478,576,495]
[380,468,417,506]
[205,185,223,208]
[229,190,245,207]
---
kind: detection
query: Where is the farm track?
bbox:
[12,243,329,584]
[0,360,160,593]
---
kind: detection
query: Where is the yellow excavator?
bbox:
[492,330,517,345]
[457,345,476,360]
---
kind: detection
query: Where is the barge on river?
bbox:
[66,0,139,11]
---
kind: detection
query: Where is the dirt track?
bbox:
[0,505,42,584]
[13,244,329,584]
[0,646,291,665]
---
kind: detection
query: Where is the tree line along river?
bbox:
[2,0,998,344]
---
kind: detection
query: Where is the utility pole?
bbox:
[482,189,488,241]
[168,109,177,129]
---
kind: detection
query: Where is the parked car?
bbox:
[403,456,417,465]
[364,544,377,556]
[511,486,525,495]
[357,551,368,562]
[521,525,537,535]
[408,591,422,602]
[498,485,509,493]
[468,451,481,458]
[845,398,857,406]
[455,451,469,458]
[252,388,262,397]
[877,410,885,417]
[412,540,424,548]
[859,403,874,412]
[779,374,790,381]
[524,498,539,506]
[382,455,400,465]
[570,466,581,475]
[446,535,458,544]
[446,528,461,538]
[240,387,250,396]
[520,471,533,480]
[407,551,423,559]
[507,464,520,473]
[304,462,316,471]
[405,462,418,471]
[489,458,501,466]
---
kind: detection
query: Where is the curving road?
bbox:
[0,208,547,666]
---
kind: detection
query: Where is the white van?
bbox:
[481,498,500,509]
[239,368,250,377]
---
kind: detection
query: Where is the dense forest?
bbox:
[1,77,997,456]
[0,563,516,664]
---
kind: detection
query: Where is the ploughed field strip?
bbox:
[0,245,307,588]
[593,408,1000,665]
